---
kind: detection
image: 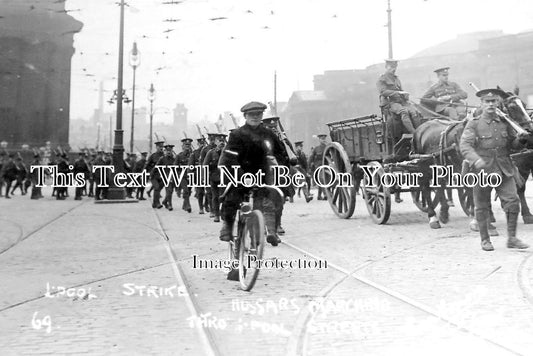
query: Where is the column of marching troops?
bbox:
[0,123,328,236]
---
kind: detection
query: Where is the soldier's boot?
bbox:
[182,197,192,213]
[198,195,205,214]
[395,191,403,203]
[265,212,280,246]
[489,209,496,223]
[31,187,39,200]
[153,189,162,209]
[522,204,533,224]
[400,113,416,134]
[219,218,233,242]
[488,223,499,236]
[506,211,529,249]
[478,216,494,251]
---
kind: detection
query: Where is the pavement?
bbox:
[0,182,532,356]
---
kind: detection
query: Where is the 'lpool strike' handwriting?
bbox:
[44,283,97,300]
[122,283,187,298]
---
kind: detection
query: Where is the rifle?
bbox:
[229,113,239,128]
[276,118,297,158]
[196,124,206,140]
[468,82,529,136]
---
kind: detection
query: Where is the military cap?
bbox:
[262,116,280,126]
[384,58,398,65]
[141,151,148,155]
[91,152,97,157]
[34,153,41,158]
[97,150,104,154]
[206,132,218,137]
[181,138,193,144]
[164,144,175,150]
[154,140,165,146]
[434,67,450,74]
[214,133,227,139]
[476,88,506,100]
[196,137,206,142]
[240,101,267,114]
[130,153,137,157]
[317,134,328,138]
[294,141,304,146]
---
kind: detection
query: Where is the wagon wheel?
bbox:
[361,161,391,224]
[457,187,475,217]
[410,188,441,213]
[321,142,356,219]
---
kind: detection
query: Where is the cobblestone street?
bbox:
[1,183,532,356]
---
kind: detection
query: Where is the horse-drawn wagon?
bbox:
[321,111,475,226]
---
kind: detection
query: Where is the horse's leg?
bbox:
[438,186,450,224]
[520,172,533,225]
[468,188,479,231]
[422,174,440,229]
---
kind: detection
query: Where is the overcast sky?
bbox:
[67,0,533,123]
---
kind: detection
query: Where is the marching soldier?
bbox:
[377,59,420,136]
[156,144,176,211]
[135,152,148,200]
[2,154,19,199]
[56,153,70,200]
[294,141,313,202]
[422,67,468,120]
[308,134,328,200]
[460,88,530,251]
[200,133,217,216]
[87,152,97,197]
[0,151,5,197]
[30,152,43,199]
[203,134,226,222]
[73,152,90,200]
[145,141,165,208]
[175,138,193,213]
[93,151,106,200]
[188,137,208,214]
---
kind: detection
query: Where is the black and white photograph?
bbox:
[1,0,533,355]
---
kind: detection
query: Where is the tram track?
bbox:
[0,200,87,256]
[280,237,526,356]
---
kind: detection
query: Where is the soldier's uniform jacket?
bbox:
[460,111,524,177]
[57,159,70,174]
[377,72,406,107]
[219,123,286,177]
[203,147,222,184]
[199,143,215,166]
[2,160,19,181]
[188,146,205,166]
[174,150,192,188]
[134,158,146,173]
[152,155,175,182]
[308,143,326,170]
[296,150,309,171]
[73,157,90,178]
[422,81,467,112]
[145,151,164,179]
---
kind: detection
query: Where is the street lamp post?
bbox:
[129,42,141,153]
[107,0,126,200]
[148,83,155,153]
[386,0,393,59]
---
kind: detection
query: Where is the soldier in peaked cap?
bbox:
[422,67,468,120]
[377,59,421,138]
[155,144,176,210]
[308,134,328,200]
[460,88,530,251]
[188,137,208,214]
[218,101,286,247]
[203,133,227,222]
[294,141,313,202]
[145,140,165,208]
[200,133,218,215]
[175,138,193,212]
[134,152,148,200]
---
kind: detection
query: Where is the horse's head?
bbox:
[499,86,533,133]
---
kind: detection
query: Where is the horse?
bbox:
[501,87,533,224]
[411,117,467,228]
